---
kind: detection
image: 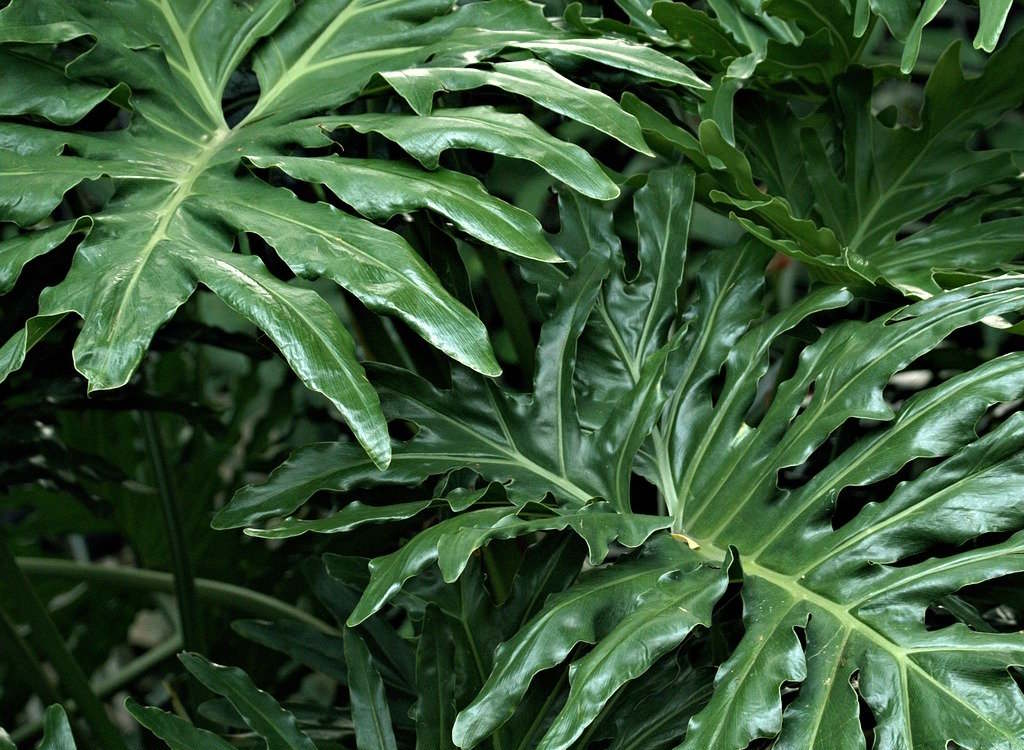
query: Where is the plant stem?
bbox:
[140,410,205,655]
[10,634,184,744]
[16,557,340,636]
[0,538,126,750]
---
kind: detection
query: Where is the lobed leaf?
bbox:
[0,0,677,466]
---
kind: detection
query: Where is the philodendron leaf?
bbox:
[127,700,236,750]
[415,606,457,750]
[605,657,716,750]
[871,0,1014,70]
[179,652,316,750]
[348,507,514,625]
[699,31,1024,294]
[314,107,621,201]
[12,3,1024,750]
[325,499,671,624]
[383,59,655,155]
[0,0,694,466]
[0,314,64,383]
[0,47,128,126]
[217,166,698,532]
[38,705,76,750]
[496,36,709,89]
[185,248,389,465]
[246,155,560,263]
[435,502,672,582]
[624,3,1024,293]
[532,565,727,750]
[344,628,398,750]
[244,499,434,540]
[451,536,727,749]
[241,128,1024,749]
[0,218,90,294]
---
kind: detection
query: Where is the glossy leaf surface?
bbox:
[239,162,1024,750]
[0,0,689,466]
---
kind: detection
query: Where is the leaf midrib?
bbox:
[754,358,1017,562]
[689,537,1019,740]
[149,0,226,126]
[117,0,418,278]
[846,84,1000,253]
[398,382,593,504]
[89,127,229,383]
[240,0,406,124]
[690,287,1024,538]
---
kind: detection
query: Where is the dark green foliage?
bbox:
[3,2,1024,750]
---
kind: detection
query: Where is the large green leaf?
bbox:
[622,2,1024,294]
[10,4,1024,750]
[597,266,1024,749]
[704,32,1024,294]
[239,148,1024,749]
[664,338,1024,748]
[215,167,698,532]
[451,536,727,748]
[0,0,692,466]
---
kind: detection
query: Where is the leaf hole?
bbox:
[222,67,260,126]
[829,454,943,532]
[1009,667,1024,700]
[704,556,746,667]
[974,398,1024,438]
[946,571,1024,633]
[889,528,1018,570]
[849,668,878,748]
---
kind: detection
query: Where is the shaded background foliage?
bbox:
[2,1,1024,749]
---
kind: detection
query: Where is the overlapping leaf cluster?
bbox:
[4,1,1024,750]
[0,0,704,466]
[220,163,1024,750]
